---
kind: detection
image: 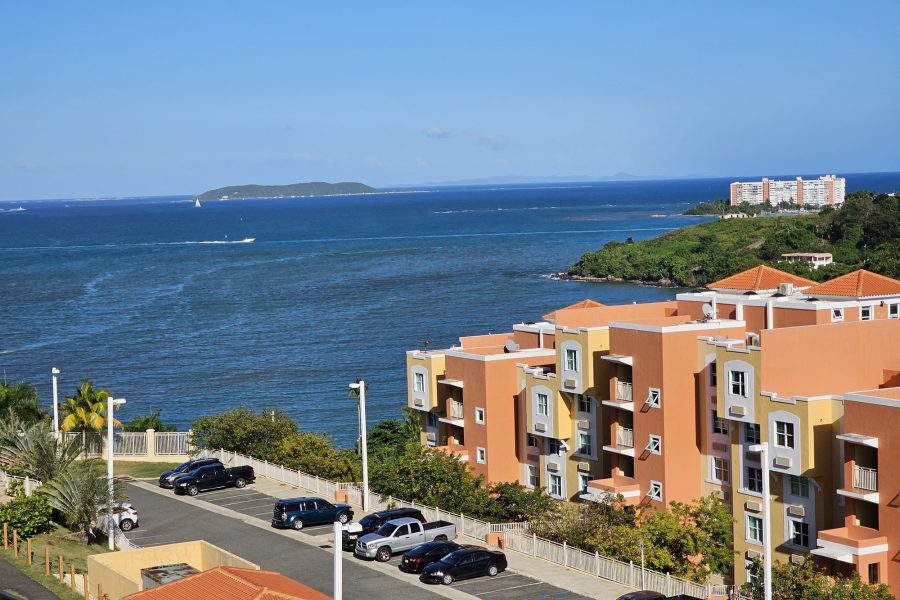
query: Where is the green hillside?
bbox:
[568,191,900,287]
[197,181,376,200]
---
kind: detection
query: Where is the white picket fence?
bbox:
[205,448,714,598]
[63,431,191,458]
[0,469,42,496]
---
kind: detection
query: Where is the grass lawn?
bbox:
[114,460,181,479]
[2,523,111,600]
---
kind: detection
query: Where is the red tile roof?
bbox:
[805,270,900,298]
[124,567,331,600]
[542,299,605,320]
[707,265,816,292]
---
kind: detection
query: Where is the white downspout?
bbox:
[765,299,774,330]
[736,303,744,322]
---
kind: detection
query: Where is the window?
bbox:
[775,421,795,449]
[646,435,662,455]
[790,475,809,498]
[747,515,763,544]
[565,348,579,372]
[861,305,873,321]
[710,362,717,387]
[413,372,425,393]
[869,563,880,585]
[426,412,439,428]
[730,370,747,397]
[476,447,486,464]
[831,307,844,322]
[536,393,549,416]
[745,423,761,444]
[647,481,663,501]
[746,466,763,493]
[790,519,810,548]
[712,410,729,435]
[548,439,563,455]
[475,407,485,424]
[890,304,900,319]
[578,473,590,492]
[712,457,729,483]
[578,433,592,456]
[548,474,562,497]
[646,388,661,408]
[527,434,539,448]
[746,560,760,587]
[577,395,592,413]
[526,465,538,488]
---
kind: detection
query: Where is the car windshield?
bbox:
[441,550,467,565]
[428,544,455,557]
[174,461,195,473]
[359,514,381,528]
[375,523,397,537]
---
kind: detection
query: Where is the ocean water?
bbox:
[2,174,899,445]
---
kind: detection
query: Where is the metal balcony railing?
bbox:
[853,465,878,492]
[616,382,633,402]
[616,426,634,448]
[449,400,464,420]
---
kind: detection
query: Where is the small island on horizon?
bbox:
[197,181,377,201]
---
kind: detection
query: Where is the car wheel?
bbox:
[234,478,247,488]
[376,547,392,562]
[487,564,499,577]
[338,512,349,524]
[434,535,447,542]
[187,485,199,497]
[441,573,453,585]
[292,519,304,531]
[119,519,134,532]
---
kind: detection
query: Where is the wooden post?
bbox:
[2,522,6,549]
[97,583,102,599]
[59,555,64,582]
[70,563,76,591]
[12,530,17,557]
[45,546,50,576]
[26,538,32,565]
[83,573,89,600]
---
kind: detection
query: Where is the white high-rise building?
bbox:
[729,175,845,207]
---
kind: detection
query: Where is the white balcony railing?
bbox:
[616,382,633,402]
[449,401,464,420]
[854,465,878,492]
[616,426,634,448]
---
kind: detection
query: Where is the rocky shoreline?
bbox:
[549,272,679,288]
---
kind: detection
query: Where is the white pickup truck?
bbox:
[354,517,457,562]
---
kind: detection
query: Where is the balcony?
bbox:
[837,465,879,503]
[603,426,635,457]
[812,525,888,565]
[582,475,641,504]
[434,444,469,462]
[439,400,465,427]
[602,381,634,411]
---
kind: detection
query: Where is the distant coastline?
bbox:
[196,181,377,201]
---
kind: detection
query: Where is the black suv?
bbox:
[341,507,426,550]
[158,458,222,488]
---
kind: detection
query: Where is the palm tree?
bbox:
[0,380,43,425]
[0,422,83,482]
[60,379,120,456]
[38,461,126,543]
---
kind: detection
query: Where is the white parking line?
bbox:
[218,498,276,507]
[472,582,544,595]
[452,574,516,586]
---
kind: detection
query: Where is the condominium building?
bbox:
[729,175,845,207]
[406,265,900,592]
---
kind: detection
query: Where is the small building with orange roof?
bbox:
[124,567,330,600]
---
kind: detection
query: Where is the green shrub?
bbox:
[0,494,54,538]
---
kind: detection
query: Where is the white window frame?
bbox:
[536,393,549,416]
[476,447,486,464]
[548,473,562,497]
[831,307,844,322]
[475,407,485,424]
[647,480,663,501]
[527,434,539,448]
[646,434,662,455]
[525,464,538,488]
[890,303,900,319]
[775,421,795,449]
[548,439,563,456]
[565,348,579,372]
[578,473,590,492]
[860,305,873,321]
[577,395,592,413]
[746,515,763,545]
[646,388,661,409]
[745,423,761,444]
[746,560,759,586]
[577,432,592,456]
[712,456,729,484]
[413,372,425,393]
[790,475,809,498]
[746,466,763,493]
[730,370,747,398]
[789,519,810,548]
[712,410,729,435]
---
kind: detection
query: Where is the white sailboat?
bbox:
[194,197,202,208]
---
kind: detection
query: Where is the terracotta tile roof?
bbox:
[542,299,605,320]
[707,265,816,292]
[805,269,900,298]
[124,567,331,600]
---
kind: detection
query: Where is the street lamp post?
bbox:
[333,520,343,600]
[107,397,126,550]
[51,368,60,439]
[749,442,772,600]
[348,381,369,511]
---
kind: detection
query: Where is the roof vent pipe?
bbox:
[766,299,774,330]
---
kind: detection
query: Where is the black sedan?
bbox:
[158,458,222,488]
[399,541,476,574]
[419,547,507,585]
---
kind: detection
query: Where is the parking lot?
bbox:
[128,482,593,599]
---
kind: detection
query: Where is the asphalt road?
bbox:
[125,481,590,600]
[0,557,58,600]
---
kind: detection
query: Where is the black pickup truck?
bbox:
[172,464,255,496]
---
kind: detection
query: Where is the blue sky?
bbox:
[1,1,898,200]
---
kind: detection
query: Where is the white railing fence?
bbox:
[204,448,713,598]
[616,426,634,448]
[155,432,190,455]
[616,381,633,401]
[0,470,43,496]
[62,430,192,459]
[853,465,877,492]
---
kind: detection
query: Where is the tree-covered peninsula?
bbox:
[568,191,900,287]
[197,181,377,200]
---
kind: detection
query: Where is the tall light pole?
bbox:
[348,381,369,511]
[333,520,343,600]
[749,442,772,600]
[107,397,126,550]
[51,368,60,439]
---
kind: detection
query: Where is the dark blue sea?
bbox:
[2,173,899,446]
